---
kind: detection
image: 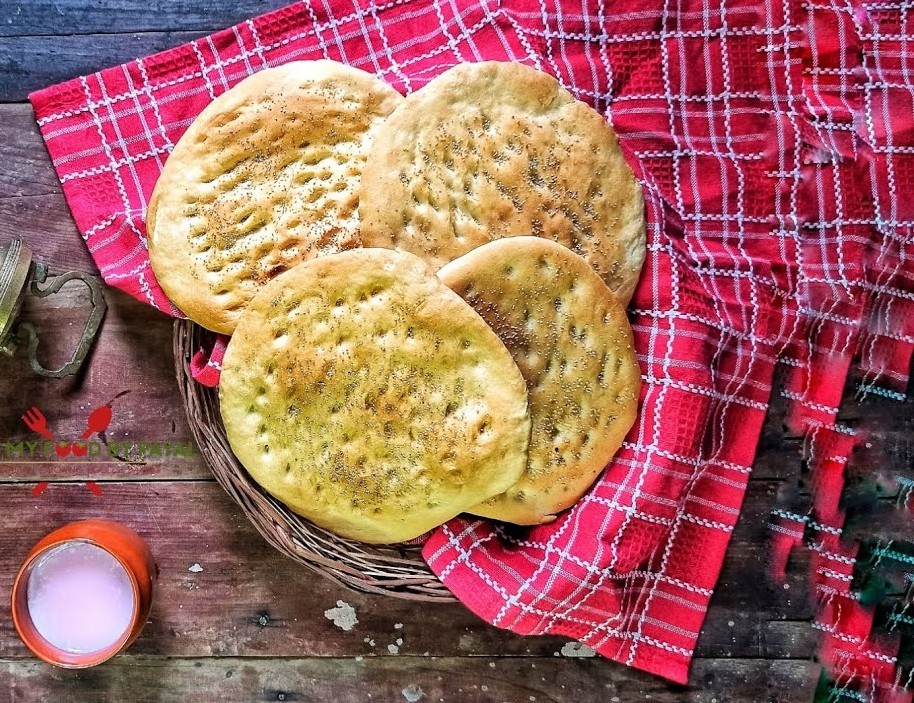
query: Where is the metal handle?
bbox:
[17,268,108,379]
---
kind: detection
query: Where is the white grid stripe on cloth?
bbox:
[27,0,914,685]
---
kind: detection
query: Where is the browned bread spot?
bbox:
[360,61,646,305]
[438,237,641,525]
[148,61,403,333]
[219,248,531,543]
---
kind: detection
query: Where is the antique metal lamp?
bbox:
[0,239,106,378]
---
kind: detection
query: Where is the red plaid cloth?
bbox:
[29,0,914,684]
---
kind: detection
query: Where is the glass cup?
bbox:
[11,519,156,667]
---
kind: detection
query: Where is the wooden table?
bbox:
[1,3,911,701]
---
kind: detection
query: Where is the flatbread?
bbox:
[219,248,531,543]
[148,60,403,334]
[359,60,645,304]
[438,237,641,525]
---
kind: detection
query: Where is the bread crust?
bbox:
[438,237,641,524]
[219,248,531,543]
[360,61,645,304]
[148,60,403,333]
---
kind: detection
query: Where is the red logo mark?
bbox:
[21,405,114,496]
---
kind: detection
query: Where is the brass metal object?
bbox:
[0,240,107,378]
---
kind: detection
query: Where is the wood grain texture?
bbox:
[0,286,204,481]
[0,481,814,661]
[0,9,909,701]
[0,657,818,703]
[0,0,291,37]
[0,105,62,198]
[0,194,95,273]
[0,33,203,101]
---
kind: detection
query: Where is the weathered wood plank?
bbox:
[710,480,813,623]
[1,0,290,37]
[0,102,104,272]
[0,270,906,488]
[0,194,95,273]
[0,480,816,661]
[0,104,105,270]
[0,656,819,703]
[0,287,205,481]
[0,479,575,660]
[1,32,204,101]
[0,105,62,199]
[763,621,819,660]
[752,368,913,482]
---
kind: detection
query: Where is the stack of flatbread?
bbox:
[149,60,645,543]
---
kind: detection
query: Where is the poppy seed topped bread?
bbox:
[218,248,531,543]
[148,61,403,333]
[438,237,640,524]
[359,61,645,304]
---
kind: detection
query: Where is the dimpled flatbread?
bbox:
[438,237,641,525]
[219,248,532,544]
[359,60,646,304]
[148,60,403,334]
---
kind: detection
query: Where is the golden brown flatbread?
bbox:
[359,60,645,304]
[438,237,641,524]
[219,248,531,543]
[148,60,403,334]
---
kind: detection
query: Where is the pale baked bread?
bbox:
[219,248,531,543]
[438,237,641,525]
[359,61,646,304]
[148,61,403,334]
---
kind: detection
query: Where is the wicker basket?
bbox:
[173,319,456,602]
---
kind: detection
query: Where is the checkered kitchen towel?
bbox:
[29,0,914,684]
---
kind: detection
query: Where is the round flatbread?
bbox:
[219,248,531,543]
[359,60,646,304]
[438,237,641,525]
[148,60,403,334]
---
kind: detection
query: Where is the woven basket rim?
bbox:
[173,319,456,602]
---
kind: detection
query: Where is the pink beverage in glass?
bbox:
[26,541,135,654]
[12,520,155,668]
